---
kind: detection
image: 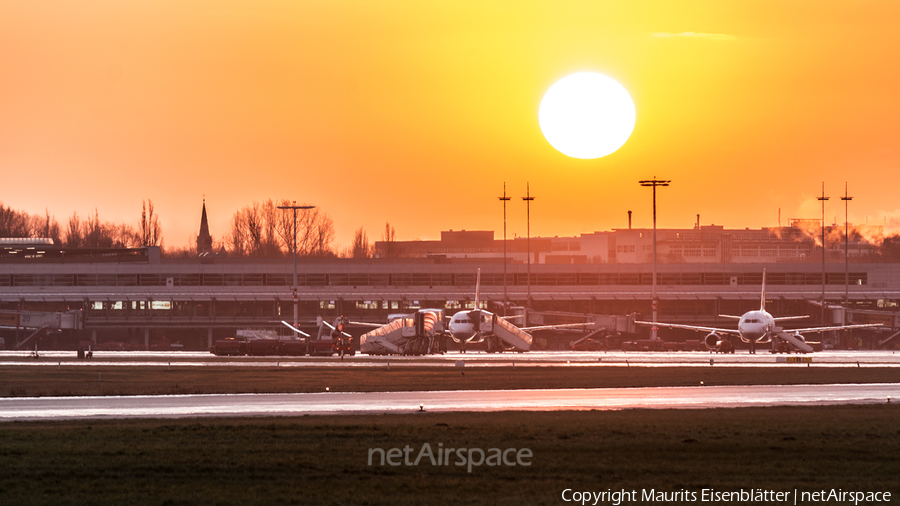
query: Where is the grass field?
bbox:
[1,406,898,505]
[2,364,897,504]
[2,365,900,397]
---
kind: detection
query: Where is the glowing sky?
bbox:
[2,1,899,249]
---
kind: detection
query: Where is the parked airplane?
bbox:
[636,270,881,353]
[359,269,590,355]
[446,269,591,352]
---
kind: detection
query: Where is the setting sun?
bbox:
[539,72,636,159]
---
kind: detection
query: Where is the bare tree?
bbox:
[229,200,336,258]
[140,200,162,247]
[244,203,264,256]
[41,210,62,245]
[380,221,397,258]
[82,209,106,247]
[274,198,295,252]
[65,213,83,247]
[0,203,31,238]
[383,222,396,242]
[351,227,371,258]
[298,207,336,257]
[261,199,281,257]
[311,212,336,257]
[227,211,247,257]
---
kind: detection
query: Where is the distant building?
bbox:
[196,200,212,256]
[373,221,881,264]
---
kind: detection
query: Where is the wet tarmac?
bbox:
[1,349,899,368]
[1,383,897,421]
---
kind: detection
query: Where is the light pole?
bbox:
[841,183,853,343]
[522,183,534,308]
[639,177,670,341]
[277,201,315,340]
[818,183,829,326]
[499,183,511,302]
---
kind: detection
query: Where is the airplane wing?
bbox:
[280,321,311,337]
[773,315,810,322]
[321,319,352,337]
[349,321,383,327]
[635,320,742,336]
[520,322,594,331]
[787,323,884,334]
[718,314,742,319]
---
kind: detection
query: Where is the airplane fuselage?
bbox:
[737,309,776,343]
[448,310,491,343]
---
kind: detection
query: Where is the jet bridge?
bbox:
[772,328,815,354]
[0,310,83,349]
[490,314,532,352]
[359,309,445,355]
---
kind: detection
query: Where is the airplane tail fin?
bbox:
[474,268,481,309]
[760,268,767,311]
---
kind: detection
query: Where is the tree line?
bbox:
[224,199,397,259]
[0,201,161,249]
[0,199,396,259]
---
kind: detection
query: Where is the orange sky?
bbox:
[2,1,899,249]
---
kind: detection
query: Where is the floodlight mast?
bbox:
[499,183,511,302]
[522,183,535,308]
[639,177,670,341]
[841,183,853,341]
[818,183,829,326]
[277,201,315,340]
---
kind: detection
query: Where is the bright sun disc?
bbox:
[539,72,636,159]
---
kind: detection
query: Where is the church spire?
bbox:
[197,199,212,255]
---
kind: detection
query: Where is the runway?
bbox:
[2,349,899,368]
[2,383,897,421]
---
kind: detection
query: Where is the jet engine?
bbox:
[704,332,721,350]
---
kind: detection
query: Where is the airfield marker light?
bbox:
[419,403,424,412]
[326,387,330,391]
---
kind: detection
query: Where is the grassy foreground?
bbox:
[1,406,898,505]
[3,365,900,397]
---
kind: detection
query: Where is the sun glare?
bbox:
[539,72,636,159]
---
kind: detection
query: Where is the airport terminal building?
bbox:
[1,237,899,350]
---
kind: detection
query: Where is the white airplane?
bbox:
[358,269,590,355]
[636,270,881,354]
[447,269,591,353]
